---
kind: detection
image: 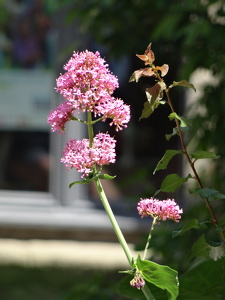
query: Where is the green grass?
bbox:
[0,264,127,300]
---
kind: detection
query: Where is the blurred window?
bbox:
[0,0,55,193]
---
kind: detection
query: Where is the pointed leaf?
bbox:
[136,54,149,62]
[190,187,225,202]
[129,69,144,82]
[146,83,162,103]
[140,101,154,119]
[172,218,201,238]
[129,68,155,82]
[170,80,196,92]
[136,254,179,300]
[191,235,221,262]
[98,174,116,180]
[189,235,210,261]
[136,43,155,65]
[169,113,190,131]
[160,174,192,193]
[191,151,220,160]
[155,64,169,77]
[153,150,182,174]
[69,177,93,188]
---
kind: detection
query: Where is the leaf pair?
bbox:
[154,149,220,194]
[69,173,116,188]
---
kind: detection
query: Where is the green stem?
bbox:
[87,110,155,299]
[94,178,155,300]
[143,217,158,260]
[94,178,132,264]
[87,111,94,147]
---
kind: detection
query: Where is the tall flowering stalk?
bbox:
[48,49,182,300]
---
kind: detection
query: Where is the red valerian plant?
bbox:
[49,44,225,299]
[48,48,181,300]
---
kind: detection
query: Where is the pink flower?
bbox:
[137,198,183,222]
[130,272,145,289]
[61,133,116,177]
[56,50,119,113]
[52,50,130,130]
[100,99,131,131]
[47,101,75,134]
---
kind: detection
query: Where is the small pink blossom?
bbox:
[137,198,183,222]
[100,99,131,131]
[130,272,145,289]
[61,133,116,177]
[47,101,75,134]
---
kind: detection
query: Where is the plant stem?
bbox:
[143,217,157,260]
[94,178,132,264]
[165,89,225,242]
[94,177,155,300]
[87,111,94,147]
[87,110,155,299]
[87,111,155,300]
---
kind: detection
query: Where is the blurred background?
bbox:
[0,0,224,299]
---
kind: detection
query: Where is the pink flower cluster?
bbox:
[137,198,183,222]
[48,50,130,132]
[61,133,116,177]
[47,101,75,134]
[130,272,145,289]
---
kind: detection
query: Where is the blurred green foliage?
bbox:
[0,265,126,300]
[62,0,225,74]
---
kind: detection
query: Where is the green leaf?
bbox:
[165,128,178,141]
[145,83,162,103]
[179,258,225,299]
[191,151,220,160]
[136,254,179,300]
[189,235,210,261]
[140,101,153,119]
[170,80,196,92]
[168,113,190,131]
[69,177,94,188]
[140,82,166,120]
[217,221,225,232]
[190,188,225,202]
[190,236,225,262]
[160,174,192,193]
[172,218,201,238]
[98,174,116,180]
[153,150,182,174]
